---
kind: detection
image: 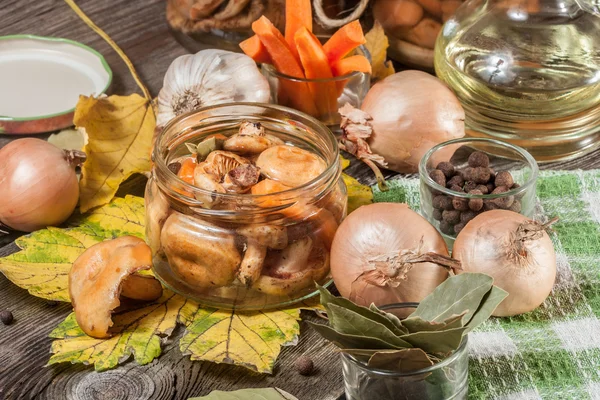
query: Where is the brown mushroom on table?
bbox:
[254,237,330,296]
[255,145,327,187]
[236,224,288,287]
[69,236,163,339]
[161,212,242,290]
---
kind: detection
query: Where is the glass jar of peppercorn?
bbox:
[418,138,538,249]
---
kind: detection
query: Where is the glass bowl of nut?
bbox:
[145,103,346,310]
[419,138,538,249]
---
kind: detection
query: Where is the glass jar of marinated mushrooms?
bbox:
[146,103,347,310]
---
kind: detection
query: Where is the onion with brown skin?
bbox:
[453,210,557,316]
[0,138,85,232]
[330,203,459,312]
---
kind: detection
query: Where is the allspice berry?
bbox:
[491,186,514,209]
[454,222,466,234]
[473,167,491,184]
[442,210,461,225]
[464,181,477,193]
[433,208,443,221]
[452,197,469,211]
[295,356,315,376]
[468,151,490,168]
[460,210,477,224]
[509,200,522,213]
[439,220,454,235]
[433,195,453,211]
[429,169,446,187]
[167,161,182,175]
[495,171,514,188]
[486,182,495,194]
[447,175,464,188]
[475,184,489,194]
[449,184,464,193]
[436,162,455,178]
[0,310,14,325]
[468,190,484,211]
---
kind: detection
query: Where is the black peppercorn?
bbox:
[0,310,13,325]
[447,174,464,188]
[436,162,455,178]
[468,151,490,168]
[442,210,461,225]
[495,171,514,188]
[295,356,315,376]
[429,169,446,187]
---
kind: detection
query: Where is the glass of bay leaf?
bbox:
[309,273,508,400]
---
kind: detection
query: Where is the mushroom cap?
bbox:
[121,274,164,301]
[204,150,250,178]
[255,145,327,187]
[69,236,160,339]
[236,224,288,249]
[161,212,241,290]
[254,240,330,296]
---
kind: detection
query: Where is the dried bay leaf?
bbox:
[367,348,433,372]
[327,304,413,348]
[464,285,508,333]
[402,312,466,333]
[400,327,467,355]
[369,304,407,334]
[318,285,406,335]
[75,94,156,212]
[364,21,395,83]
[190,388,298,400]
[308,322,406,350]
[411,273,494,323]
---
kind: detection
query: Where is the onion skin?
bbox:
[330,203,450,309]
[0,138,80,232]
[362,71,465,173]
[453,210,557,317]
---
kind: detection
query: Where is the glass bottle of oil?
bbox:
[434,0,600,162]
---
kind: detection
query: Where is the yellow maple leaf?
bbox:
[75,94,155,213]
[179,306,302,374]
[343,173,373,214]
[365,21,396,82]
[48,290,195,371]
[0,196,145,301]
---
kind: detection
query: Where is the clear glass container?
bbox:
[434,0,600,162]
[419,138,538,248]
[342,303,469,400]
[261,46,371,130]
[146,103,346,310]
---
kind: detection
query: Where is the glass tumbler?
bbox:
[342,303,469,400]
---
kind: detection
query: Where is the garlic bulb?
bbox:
[157,49,270,127]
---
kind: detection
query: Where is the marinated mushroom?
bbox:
[254,238,330,296]
[161,212,241,290]
[193,151,253,206]
[145,180,171,257]
[69,236,163,339]
[222,164,261,193]
[255,145,327,187]
[223,121,284,154]
[236,224,288,287]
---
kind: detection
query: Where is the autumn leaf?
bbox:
[75,94,155,213]
[365,21,395,82]
[179,306,302,374]
[0,196,145,301]
[48,290,195,371]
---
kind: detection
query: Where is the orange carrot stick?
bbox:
[252,16,318,116]
[294,27,338,120]
[240,35,272,64]
[177,157,196,185]
[331,55,372,76]
[285,0,313,60]
[323,20,366,63]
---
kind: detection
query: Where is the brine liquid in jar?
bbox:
[434,0,600,162]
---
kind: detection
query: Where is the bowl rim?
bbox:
[418,137,539,199]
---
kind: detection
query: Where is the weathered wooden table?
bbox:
[1,1,600,399]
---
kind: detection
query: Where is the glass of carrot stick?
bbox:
[240,0,372,128]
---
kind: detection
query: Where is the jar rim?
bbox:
[153,102,341,206]
[418,137,539,199]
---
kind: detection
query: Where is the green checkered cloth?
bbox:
[372,170,600,400]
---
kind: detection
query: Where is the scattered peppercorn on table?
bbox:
[2,1,600,399]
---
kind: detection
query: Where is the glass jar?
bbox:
[261,45,371,131]
[434,0,600,162]
[342,303,469,400]
[146,103,346,310]
[419,138,538,248]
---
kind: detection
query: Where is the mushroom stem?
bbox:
[238,241,267,287]
[276,236,314,274]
